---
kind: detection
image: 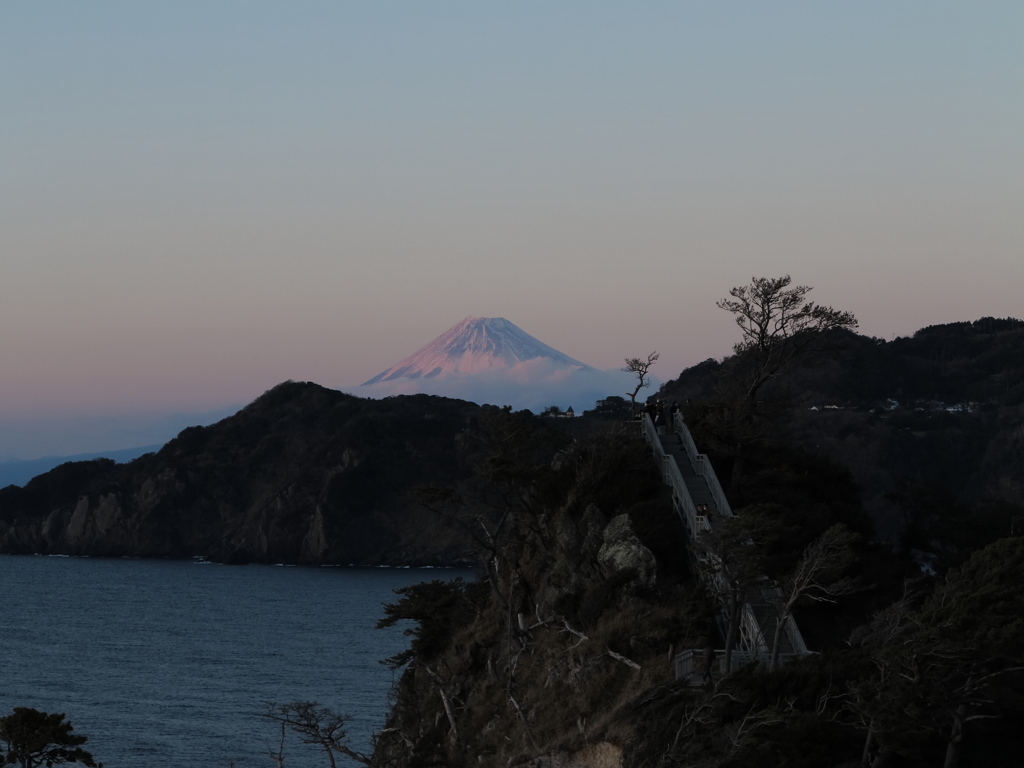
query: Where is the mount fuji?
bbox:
[359,317,628,411]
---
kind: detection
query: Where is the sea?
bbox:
[0,554,473,767]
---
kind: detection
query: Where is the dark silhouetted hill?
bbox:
[656,317,1024,538]
[0,382,482,565]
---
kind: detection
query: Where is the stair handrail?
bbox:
[756,586,812,657]
[698,457,733,518]
[641,413,664,460]
[674,412,700,463]
[644,414,709,537]
[674,649,697,679]
[663,455,708,537]
[786,615,809,655]
[674,412,733,517]
[741,603,771,652]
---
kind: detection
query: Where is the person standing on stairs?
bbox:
[702,643,717,683]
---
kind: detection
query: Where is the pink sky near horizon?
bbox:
[2,2,1022,457]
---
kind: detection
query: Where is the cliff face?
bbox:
[0,383,480,565]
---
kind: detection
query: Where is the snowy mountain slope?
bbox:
[362,316,591,385]
[359,317,629,411]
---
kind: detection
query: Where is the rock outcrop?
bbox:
[527,742,623,768]
[597,513,657,586]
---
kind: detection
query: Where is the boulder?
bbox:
[597,514,656,586]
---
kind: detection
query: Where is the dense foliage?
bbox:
[0,708,99,768]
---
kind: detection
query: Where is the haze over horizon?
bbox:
[2,2,1022,458]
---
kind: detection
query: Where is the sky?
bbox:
[2,2,1022,458]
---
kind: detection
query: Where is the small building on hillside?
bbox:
[542,406,575,418]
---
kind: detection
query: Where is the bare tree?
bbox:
[717,275,857,405]
[265,720,286,768]
[262,702,374,768]
[766,524,861,671]
[707,276,857,495]
[847,584,921,767]
[623,352,659,416]
[691,509,782,671]
[849,537,1024,768]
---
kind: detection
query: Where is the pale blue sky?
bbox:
[2,2,1022,456]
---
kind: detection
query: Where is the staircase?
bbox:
[637,412,808,676]
[658,433,717,512]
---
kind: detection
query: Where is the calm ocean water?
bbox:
[0,555,472,768]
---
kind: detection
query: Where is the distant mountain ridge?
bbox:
[0,445,162,489]
[360,316,624,411]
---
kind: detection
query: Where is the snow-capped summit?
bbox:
[362,316,591,385]
[359,317,627,411]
